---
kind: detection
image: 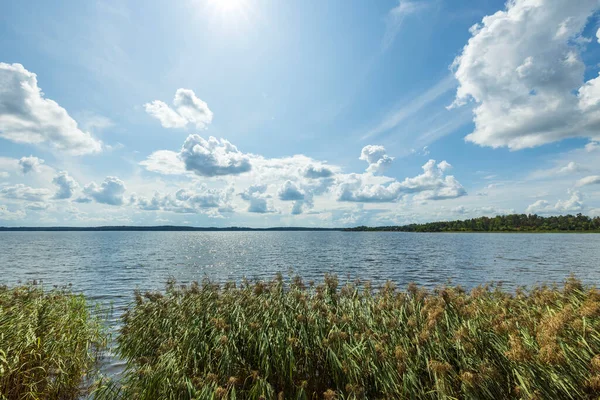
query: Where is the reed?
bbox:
[0,283,107,400]
[100,275,600,399]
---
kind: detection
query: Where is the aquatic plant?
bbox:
[101,275,600,399]
[0,283,107,400]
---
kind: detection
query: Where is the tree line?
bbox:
[346,214,600,232]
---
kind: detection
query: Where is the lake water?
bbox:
[1,231,599,376]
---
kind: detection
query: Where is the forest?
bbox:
[346,214,600,232]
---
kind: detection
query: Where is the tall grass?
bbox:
[98,274,600,399]
[0,283,107,400]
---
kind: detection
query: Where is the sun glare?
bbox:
[206,0,249,17]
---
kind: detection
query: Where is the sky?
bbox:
[1,0,600,227]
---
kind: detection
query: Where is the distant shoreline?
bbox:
[2,214,599,233]
[0,226,343,232]
[0,227,599,233]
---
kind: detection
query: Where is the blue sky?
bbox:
[1,0,600,227]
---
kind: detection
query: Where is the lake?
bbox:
[1,231,599,375]
[2,231,600,300]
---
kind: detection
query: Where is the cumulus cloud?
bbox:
[83,176,126,205]
[0,206,26,220]
[338,160,466,203]
[74,196,92,204]
[18,156,44,174]
[337,175,404,203]
[140,136,342,200]
[451,0,600,150]
[180,135,252,177]
[0,184,51,202]
[277,180,315,215]
[240,184,276,213]
[26,202,50,211]
[360,145,394,174]
[0,63,102,154]
[576,175,600,187]
[526,190,584,214]
[277,180,306,201]
[415,176,466,201]
[132,185,234,215]
[144,88,213,129]
[398,160,465,198]
[52,171,79,199]
[303,164,334,179]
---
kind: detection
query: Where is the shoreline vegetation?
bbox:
[0,284,106,400]
[0,214,599,233]
[3,276,600,399]
[348,213,600,233]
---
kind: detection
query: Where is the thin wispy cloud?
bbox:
[362,75,457,141]
[382,0,429,51]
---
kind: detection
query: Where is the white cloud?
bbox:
[303,164,334,179]
[137,135,469,221]
[278,180,306,201]
[558,162,582,175]
[576,175,600,187]
[83,176,126,205]
[586,141,600,152]
[451,0,600,150]
[52,171,79,199]
[597,27,600,43]
[26,202,50,211]
[0,63,102,155]
[451,205,515,217]
[18,156,44,174]
[0,172,8,178]
[180,135,252,177]
[526,190,584,214]
[139,150,187,175]
[0,206,26,220]
[240,184,276,213]
[415,175,466,201]
[74,196,93,204]
[397,159,465,197]
[278,180,314,215]
[337,174,404,203]
[132,185,234,215]
[0,184,51,202]
[144,88,213,129]
[141,136,341,195]
[555,191,585,212]
[528,160,587,180]
[360,145,394,174]
[337,159,465,203]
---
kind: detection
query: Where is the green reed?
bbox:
[94,274,600,399]
[0,283,107,400]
